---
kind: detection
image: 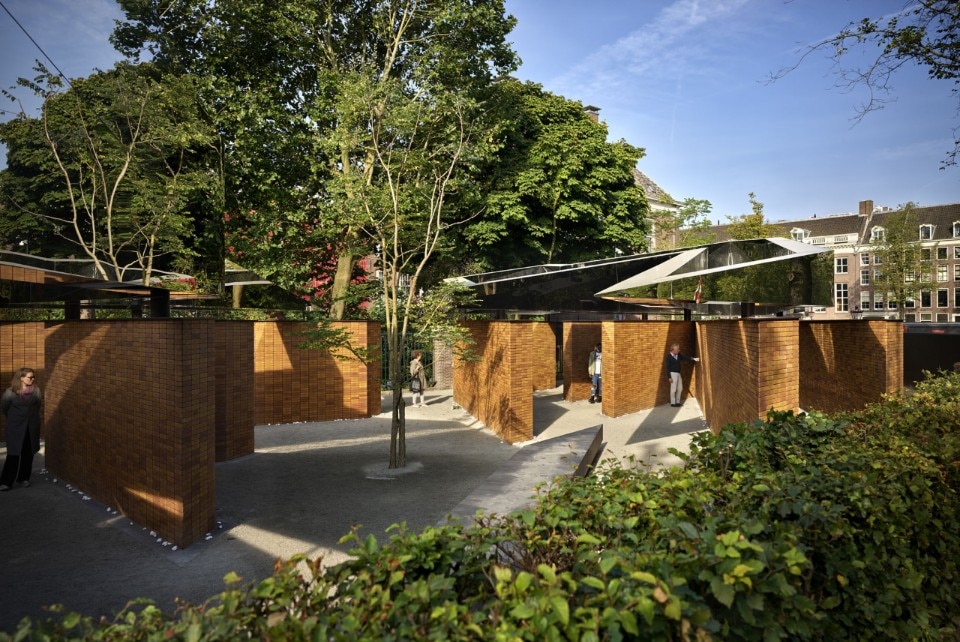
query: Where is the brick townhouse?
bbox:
[706,199,960,321]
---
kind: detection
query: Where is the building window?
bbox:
[888,299,898,310]
[860,270,870,286]
[905,297,915,308]
[860,292,871,310]
[937,313,949,322]
[939,265,949,282]
[938,289,948,307]
[956,265,960,281]
[955,246,960,260]
[921,248,932,261]
[874,294,884,310]
[874,254,882,265]
[921,291,932,307]
[871,227,885,241]
[835,257,848,274]
[874,268,883,282]
[811,237,826,245]
[835,283,849,312]
[791,228,810,242]
[954,221,960,238]
[919,224,934,240]
[905,313,917,322]
[956,288,960,307]
[860,253,870,265]
[835,235,848,244]
[906,272,916,283]
[920,312,932,322]
[938,247,948,260]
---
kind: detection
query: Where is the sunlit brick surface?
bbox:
[454,321,534,444]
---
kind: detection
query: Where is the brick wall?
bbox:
[43,320,217,548]
[604,321,697,417]
[531,322,558,390]
[800,320,903,413]
[698,320,802,431]
[431,340,453,389]
[0,322,46,442]
[215,322,255,461]
[453,321,533,444]
[697,321,761,431]
[562,322,602,402]
[756,320,800,415]
[252,321,381,425]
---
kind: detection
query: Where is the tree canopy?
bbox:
[0,63,221,285]
[458,80,650,272]
[113,0,519,317]
[871,203,937,319]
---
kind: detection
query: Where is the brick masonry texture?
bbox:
[0,317,901,545]
[252,321,381,425]
[799,320,903,414]
[0,319,381,548]
[42,320,217,548]
[531,323,558,391]
[454,321,534,444]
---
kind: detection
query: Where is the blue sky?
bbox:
[505,0,958,221]
[2,0,957,222]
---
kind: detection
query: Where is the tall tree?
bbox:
[871,203,937,319]
[651,197,714,250]
[711,193,788,305]
[1,63,220,285]
[726,192,781,240]
[458,80,649,271]
[333,73,488,466]
[773,1,960,167]
[113,0,518,318]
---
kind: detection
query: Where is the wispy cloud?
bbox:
[552,0,752,101]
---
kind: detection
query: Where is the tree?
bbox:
[650,197,714,250]
[706,193,788,306]
[113,0,518,318]
[725,192,781,240]
[871,203,937,319]
[773,1,960,167]
[1,63,221,286]
[457,80,649,271]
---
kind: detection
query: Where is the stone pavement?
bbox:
[0,388,708,632]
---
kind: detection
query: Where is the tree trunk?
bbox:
[329,252,355,320]
[389,387,406,468]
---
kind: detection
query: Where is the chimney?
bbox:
[859,200,874,216]
[583,105,600,122]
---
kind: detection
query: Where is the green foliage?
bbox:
[871,204,937,319]
[458,80,649,272]
[8,374,960,640]
[1,62,223,287]
[297,313,377,364]
[725,193,780,241]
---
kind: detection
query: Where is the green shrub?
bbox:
[5,377,960,641]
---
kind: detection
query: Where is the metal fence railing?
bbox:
[380,333,432,389]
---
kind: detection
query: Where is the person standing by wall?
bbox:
[409,350,427,407]
[587,343,602,404]
[666,343,699,407]
[0,367,42,491]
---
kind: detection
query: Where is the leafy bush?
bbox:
[5,375,960,640]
